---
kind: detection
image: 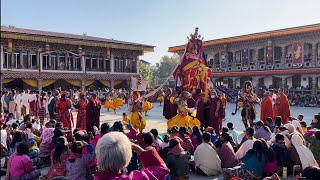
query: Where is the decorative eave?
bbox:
[1,71,139,80]
[1,33,154,53]
[211,68,320,78]
[168,23,320,52]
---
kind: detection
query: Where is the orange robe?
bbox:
[260,96,274,123]
[275,94,291,124]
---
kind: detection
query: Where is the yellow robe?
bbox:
[142,101,153,112]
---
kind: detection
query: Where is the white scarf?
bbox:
[291,134,319,169]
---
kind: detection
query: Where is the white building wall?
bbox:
[301,75,311,87]
[236,78,240,88]
[287,77,292,88]
[264,76,273,88]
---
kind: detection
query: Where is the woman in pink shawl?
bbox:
[38,124,55,166]
[94,132,169,180]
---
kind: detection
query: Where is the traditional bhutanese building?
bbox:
[0,26,154,91]
[168,24,320,96]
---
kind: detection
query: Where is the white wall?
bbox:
[287,77,292,88]
[301,75,310,87]
[236,78,240,88]
[264,76,273,88]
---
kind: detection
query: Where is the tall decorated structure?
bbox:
[173,28,212,96]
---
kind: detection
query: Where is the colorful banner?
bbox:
[292,42,303,66]
[220,51,228,69]
[131,77,148,91]
[267,46,273,65]
[242,49,249,67]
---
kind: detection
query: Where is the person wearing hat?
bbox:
[75,92,88,130]
[127,91,146,132]
[56,91,73,129]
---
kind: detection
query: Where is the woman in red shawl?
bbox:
[86,94,101,132]
[56,91,73,129]
[75,92,88,130]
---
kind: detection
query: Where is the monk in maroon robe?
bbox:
[86,94,101,132]
[196,97,211,130]
[209,91,223,135]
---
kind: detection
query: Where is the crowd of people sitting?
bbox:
[1,109,320,179]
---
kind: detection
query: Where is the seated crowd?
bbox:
[1,112,320,180]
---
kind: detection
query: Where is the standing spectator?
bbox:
[209,90,223,135]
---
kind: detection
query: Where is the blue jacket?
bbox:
[241,149,266,176]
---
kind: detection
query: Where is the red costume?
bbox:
[163,95,178,120]
[86,97,101,132]
[56,98,72,129]
[209,96,223,135]
[76,99,88,130]
[275,93,291,124]
[260,96,274,123]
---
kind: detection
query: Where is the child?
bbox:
[274,116,282,127]
[300,121,307,134]
[122,113,129,124]
[227,122,239,146]
[297,114,304,121]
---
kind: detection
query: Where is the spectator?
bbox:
[297,114,304,121]
[94,132,169,180]
[194,132,221,176]
[271,134,288,175]
[301,166,320,180]
[309,114,320,129]
[191,126,202,151]
[65,141,96,180]
[265,117,276,133]
[260,138,277,177]
[19,114,32,130]
[165,137,190,179]
[150,129,163,151]
[300,121,307,134]
[227,122,239,146]
[47,136,69,179]
[288,134,318,174]
[217,133,238,168]
[236,127,255,160]
[274,116,282,127]
[224,140,266,179]
[254,121,271,141]
[7,141,41,179]
[304,130,320,166]
[179,126,194,152]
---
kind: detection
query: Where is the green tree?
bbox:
[153,54,180,85]
[139,62,153,83]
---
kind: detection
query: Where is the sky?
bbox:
[2,0,320,65]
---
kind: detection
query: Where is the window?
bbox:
[21,50,28,69]
[58,52,65,70]
[74,56,81,71]
[13,49,20,69]
[42,54,48,70]
[105,59,110,71]
[30,50,37,68]
[85,54,91,71]
[98,56,104,71]
[3,48,8,68]
[67,54,73,71]
[50,52,57,70]
[120,58,124,72]
[92,56,97,71]
[114,57,119,72]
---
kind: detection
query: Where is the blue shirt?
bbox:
[241,150,266,176]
